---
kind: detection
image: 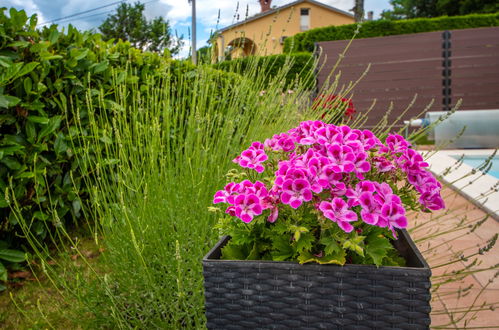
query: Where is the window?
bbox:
[300,8,310,31]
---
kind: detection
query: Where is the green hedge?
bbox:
[284,12,499,53]
[212,52,315,90]
[0,7,239,282]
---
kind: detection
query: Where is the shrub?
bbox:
[212,52,315,90]
[284,12,499,53]
[0,7,240,283]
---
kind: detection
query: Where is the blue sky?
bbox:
[4,0,393,58]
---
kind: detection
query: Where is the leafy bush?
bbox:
[212,52,315,90]
[0,7,240,285]
[284,12,499,53]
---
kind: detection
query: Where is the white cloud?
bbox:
[4,0,47,23]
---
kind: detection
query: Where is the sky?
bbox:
[3,0,393,58]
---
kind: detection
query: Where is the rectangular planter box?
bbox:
[203,230,431,329]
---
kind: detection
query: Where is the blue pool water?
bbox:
[452,155,499,179]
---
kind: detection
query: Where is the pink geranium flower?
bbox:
[233,142,268,173]
[281,179,313,209]
[234,194,263,223]
[319,198,358,232]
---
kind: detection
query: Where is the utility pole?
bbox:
[189,0,197,64]
[352,0,364,22]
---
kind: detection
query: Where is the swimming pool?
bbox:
[425,149,499,219]
[451,155,499,179]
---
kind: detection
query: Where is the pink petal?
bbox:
[290,198,302,209]
[337,221,354,233]
[281,192,292,204]
[240,213,253,223]
[302,189,313,201]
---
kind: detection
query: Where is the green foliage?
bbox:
[284,12,499,53]
[217,203,404,267]
[99,1,182,54]
[0,7,239,287]
[212,52,316,90]
[10,32,310,325]
[381,0,499,20]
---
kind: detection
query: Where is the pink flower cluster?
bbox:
[214,121,445,233]
[214,180,278,223]
[232,142,267,173]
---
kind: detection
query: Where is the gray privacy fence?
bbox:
[315,27,499,129]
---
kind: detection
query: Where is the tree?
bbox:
[99,2,182,54]
[380,0,438,20]
[380,0,498,20]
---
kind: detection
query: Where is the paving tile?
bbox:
[471,217,499,241]
[439,288,499,328]
[405,173,499,327]
[434,272,483,292]
[430,294,452,328]
[472,269,499,289]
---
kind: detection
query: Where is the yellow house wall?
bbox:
[216,1,354,60]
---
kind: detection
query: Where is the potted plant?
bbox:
[204,120,444,328]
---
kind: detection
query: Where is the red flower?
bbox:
[312,94,355,119]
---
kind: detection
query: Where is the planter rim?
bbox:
[203,229,431,274]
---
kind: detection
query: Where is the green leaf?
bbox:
[92,61,108,74]
[7,41,30,48]
[18,62,39,77]
[26,121,36,143]
[365,233,393,266]
[270,236,294,261]
[54,133,68,154]
[297,250,346,265]
[0,145,24,156]
[320,236,341,255]
[0,262,7,282]
[33,211,49,221]
[0,249,26,263]
[72,199,81,216]
[38,116,61,139]
[0,94,21,108]
[14,171,35,179]
[27,116,49,124]
[246,243,259,260]
[343,236,365,257]
[71,48,89,61]
[0,157,21,170]
[221,243,250,260]
[24,77,32,94]
[295,232,314,253]
[48,29,60,44]
[41,54,63,61]
[0,56,12,68]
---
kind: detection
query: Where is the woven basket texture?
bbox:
[203,230,431,329]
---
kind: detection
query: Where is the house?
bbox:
[214,0,355,61]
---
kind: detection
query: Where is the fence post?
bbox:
[442,30,452,111]
[313,42,320,100]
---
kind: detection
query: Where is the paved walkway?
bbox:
[408,187,499,328]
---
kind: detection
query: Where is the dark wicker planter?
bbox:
[203,230,431,329]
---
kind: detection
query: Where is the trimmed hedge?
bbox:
[0,7,241,279]
[284,12,499,53]
[212,52,315,90]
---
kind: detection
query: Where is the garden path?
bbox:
[409,187,499,328]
